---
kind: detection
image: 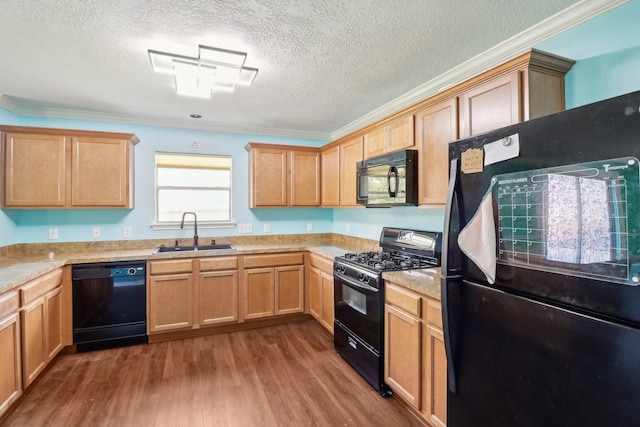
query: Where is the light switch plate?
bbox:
[48,228,58,240]
[239,223,253,233]
[92,227,101,238]
[307,222,313,231]
[263,222,270,233]
[123,226,132,237]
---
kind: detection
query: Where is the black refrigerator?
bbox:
[441,90,640,427]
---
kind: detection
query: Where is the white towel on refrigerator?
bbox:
[458,187,497,284]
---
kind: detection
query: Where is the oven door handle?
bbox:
[335,274,379,294]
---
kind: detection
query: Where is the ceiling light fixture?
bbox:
[148,45,258,98]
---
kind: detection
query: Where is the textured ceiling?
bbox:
[0,0,623,140]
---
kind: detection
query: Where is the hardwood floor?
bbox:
[2,320,423,426]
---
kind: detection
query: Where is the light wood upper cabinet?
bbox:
[416,98,458,205]
[71,136,132,207]
[364,115,414,159]
[459,72,520,138]
[1,126,138,209]
[339,137,363,207]
[290,150,321,206]
[321,136,362,208]
[321,145,340,207]
[246,143,320,208]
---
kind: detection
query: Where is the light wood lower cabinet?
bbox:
[308,253,334,333]
[148,257,240,333]
[18,268,63,389]
[243,252,304,320]
[0,291,21,418]
[385,282,446,427]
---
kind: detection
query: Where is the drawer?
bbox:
[426,298,443,329]
[244,252,304,269]
[0,290,19,319]
[148,259,193,275]
[309,253,333,273]
[199,256,238,272]
[385,283,422,318]
[20,268,63,306]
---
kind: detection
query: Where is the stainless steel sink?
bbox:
[152,243,235,254]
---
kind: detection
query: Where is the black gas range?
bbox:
[333,227,442,395]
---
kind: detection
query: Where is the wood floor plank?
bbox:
[2,320,423,427]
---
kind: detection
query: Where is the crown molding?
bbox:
[0,94,331,141]
[331,0,628,140]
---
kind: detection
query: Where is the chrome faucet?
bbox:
[180,212,198,247]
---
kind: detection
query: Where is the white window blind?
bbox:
[155,152,232,224]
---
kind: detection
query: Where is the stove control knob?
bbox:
[362,275,370,285]
[357,272,364,282]
[335,264,345,274]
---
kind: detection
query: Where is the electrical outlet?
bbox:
[263,222,270,233]
[345,223,350,232]
[123,226,132,237]
[239,223,253,233]
[48,228,58,240]
[373,226,379,236]
[92,227,101,238]
[307,222,313,231]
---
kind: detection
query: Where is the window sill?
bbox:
[151,222,236,230]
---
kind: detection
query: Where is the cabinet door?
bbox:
[424,324,447,427]
[21,296,47,388]
[459,72,521,138]
[244,268,275,319]
[249,147,288,207]
[0,312,21,417]
[321,145,340,207]
[290,150,320,206]
[71,136,131,207]
[363,126,387,158]
[320,271,334,333]
[45,286,63,361]
[339,137,363,207]
[148,274,194,333]
[384,304,421,410]
[275,265,304,315]
[308,266,322,320]
[387,115,414,152]
[199,270,238,326]
[3,132,67,207]
[416,98,458,205]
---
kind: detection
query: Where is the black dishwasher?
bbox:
[72,261,147,352]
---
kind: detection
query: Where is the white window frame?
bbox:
[152,152,235,230]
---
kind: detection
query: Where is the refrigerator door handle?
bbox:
[442,158,462,394]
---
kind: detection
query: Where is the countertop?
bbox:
[0,244,349,295]
[382,267,441,300]
[0,243,441,302]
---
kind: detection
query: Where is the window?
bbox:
[155,152,232,225]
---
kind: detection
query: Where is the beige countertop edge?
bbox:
[382,268,442,300]
[0,244,350,295]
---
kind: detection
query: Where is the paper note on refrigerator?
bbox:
[484,133,520,166]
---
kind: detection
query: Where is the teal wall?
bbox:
[4,0,640,245]
[536,0,640,108]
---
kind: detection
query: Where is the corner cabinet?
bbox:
[307,253,334,333]
[246,143,320,208]
[1,126,139,209]
[384,282,447,427]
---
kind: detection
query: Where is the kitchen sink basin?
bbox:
[152,243,235,254]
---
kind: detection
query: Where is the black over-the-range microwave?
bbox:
[356,149,418,207]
